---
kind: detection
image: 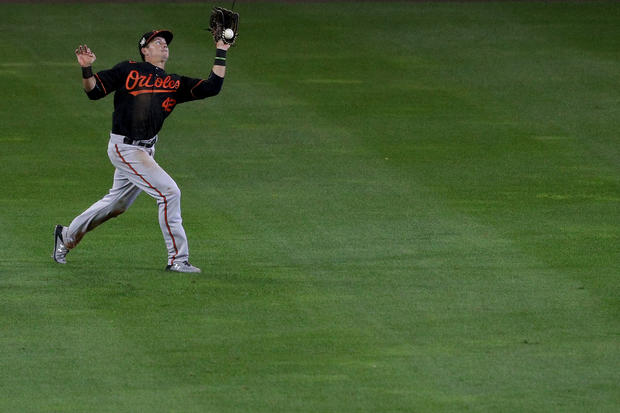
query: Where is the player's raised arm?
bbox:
[212,40,230,78]
[75,44,96,91]
[208,7,238,78]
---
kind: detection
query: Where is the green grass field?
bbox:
[1,1,619,411]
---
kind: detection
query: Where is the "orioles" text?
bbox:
[125,70,180,92]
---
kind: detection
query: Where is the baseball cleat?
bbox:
[52,225,70,264]
[165,261,201,273]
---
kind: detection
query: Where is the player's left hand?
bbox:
[216,40,231,51]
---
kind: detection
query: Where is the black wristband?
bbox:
[82,66,93,79]
[214,48,227,66]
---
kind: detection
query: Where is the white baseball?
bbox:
[223,29,234,40]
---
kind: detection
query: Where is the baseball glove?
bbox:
[209,7,239,45]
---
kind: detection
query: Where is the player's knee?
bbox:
[161,184,181,201]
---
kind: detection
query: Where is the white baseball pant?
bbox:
[62,133,190,265]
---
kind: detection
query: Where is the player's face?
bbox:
[143,37,169,64]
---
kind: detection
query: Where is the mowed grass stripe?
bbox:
[1,2,619,412]
[166,32,618,407]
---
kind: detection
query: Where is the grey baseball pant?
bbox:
[62,133,190,265]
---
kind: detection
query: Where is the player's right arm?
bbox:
[75,44,96,92]
[75,45,125,100]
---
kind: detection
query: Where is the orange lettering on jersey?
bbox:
[162,97,176,112]
[138,74,154,88]
[125,70,140,90]
[125,70,180,96]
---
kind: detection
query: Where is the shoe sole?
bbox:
[165,265,201,273]
[52,225,66,264]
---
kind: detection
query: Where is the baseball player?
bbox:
[52,18,237,273]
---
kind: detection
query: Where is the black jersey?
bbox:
[86,60,223,140]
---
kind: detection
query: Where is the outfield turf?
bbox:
[1,1,619,411]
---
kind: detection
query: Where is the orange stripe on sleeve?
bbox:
[94,73,107,95]
[190,79,205,98]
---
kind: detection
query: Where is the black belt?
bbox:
[123,136,157,148]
